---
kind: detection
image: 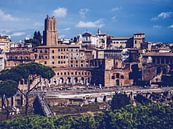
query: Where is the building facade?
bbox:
[0,35,11,52]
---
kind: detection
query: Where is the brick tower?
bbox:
[43,15,58,46]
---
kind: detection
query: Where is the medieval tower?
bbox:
[43,15,58,46]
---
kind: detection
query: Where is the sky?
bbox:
[0,0,173,42]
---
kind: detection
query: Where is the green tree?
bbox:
[32,31,42,47]
[0,80,18,119]
[111,93,130,110]
[1,104,173,129]
[134,94,151,105]
[33,96,44,115]
[0,62,55,115]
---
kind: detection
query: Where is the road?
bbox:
[31,86,173,99]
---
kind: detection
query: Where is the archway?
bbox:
[74,77,78,84]
[81,77,84,85]
[59,77,64,84]
[116,80,120,86]
[67,77,71,84]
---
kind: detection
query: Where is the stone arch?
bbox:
[116,79,120,86]
[54,79,57,84]
[85,78,89,85]
[74,77,78,84]
[59,77,64,84]
[67,77,71,84]
[81,77,84,85]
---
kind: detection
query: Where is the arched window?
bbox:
[121,75,124,79]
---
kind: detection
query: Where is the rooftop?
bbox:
[143,52,173,57]
[111,37,131,40]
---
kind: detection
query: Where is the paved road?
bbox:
[32,86,173,99]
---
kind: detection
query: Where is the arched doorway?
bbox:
[116,80,120,86]
[59,78,64,84]
[74,77,78,84]
[67,77,71,84]
[81,77,84,85]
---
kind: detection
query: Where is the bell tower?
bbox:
[43,15,58,46]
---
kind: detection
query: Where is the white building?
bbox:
[110,37,131,49]
[0,35,11,52]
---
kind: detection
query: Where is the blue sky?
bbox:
[0,0,173,42]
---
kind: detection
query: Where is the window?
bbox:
[121,75,124,79]
[116,73,120,78]
[52,56,54,59]
[44,61,47,64]
[112,76,115,79]
[52,50,54,53]
[52,61,54,64]
[20,80,24,85]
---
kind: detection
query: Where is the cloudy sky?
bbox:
[0,0,173,42]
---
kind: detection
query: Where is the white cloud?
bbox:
[151,12,172,21]
[0,9,18,21]
[153,25,162,29]
[63,27,71,31]
[111,7,121,12]
[53,8,67,18]
[79,8,89,18]
[76,20,104,28]
[10,32,26,37]
[168,24,173,29]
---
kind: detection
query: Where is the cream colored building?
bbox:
[133,33,145,49]
[0,35,11,52]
